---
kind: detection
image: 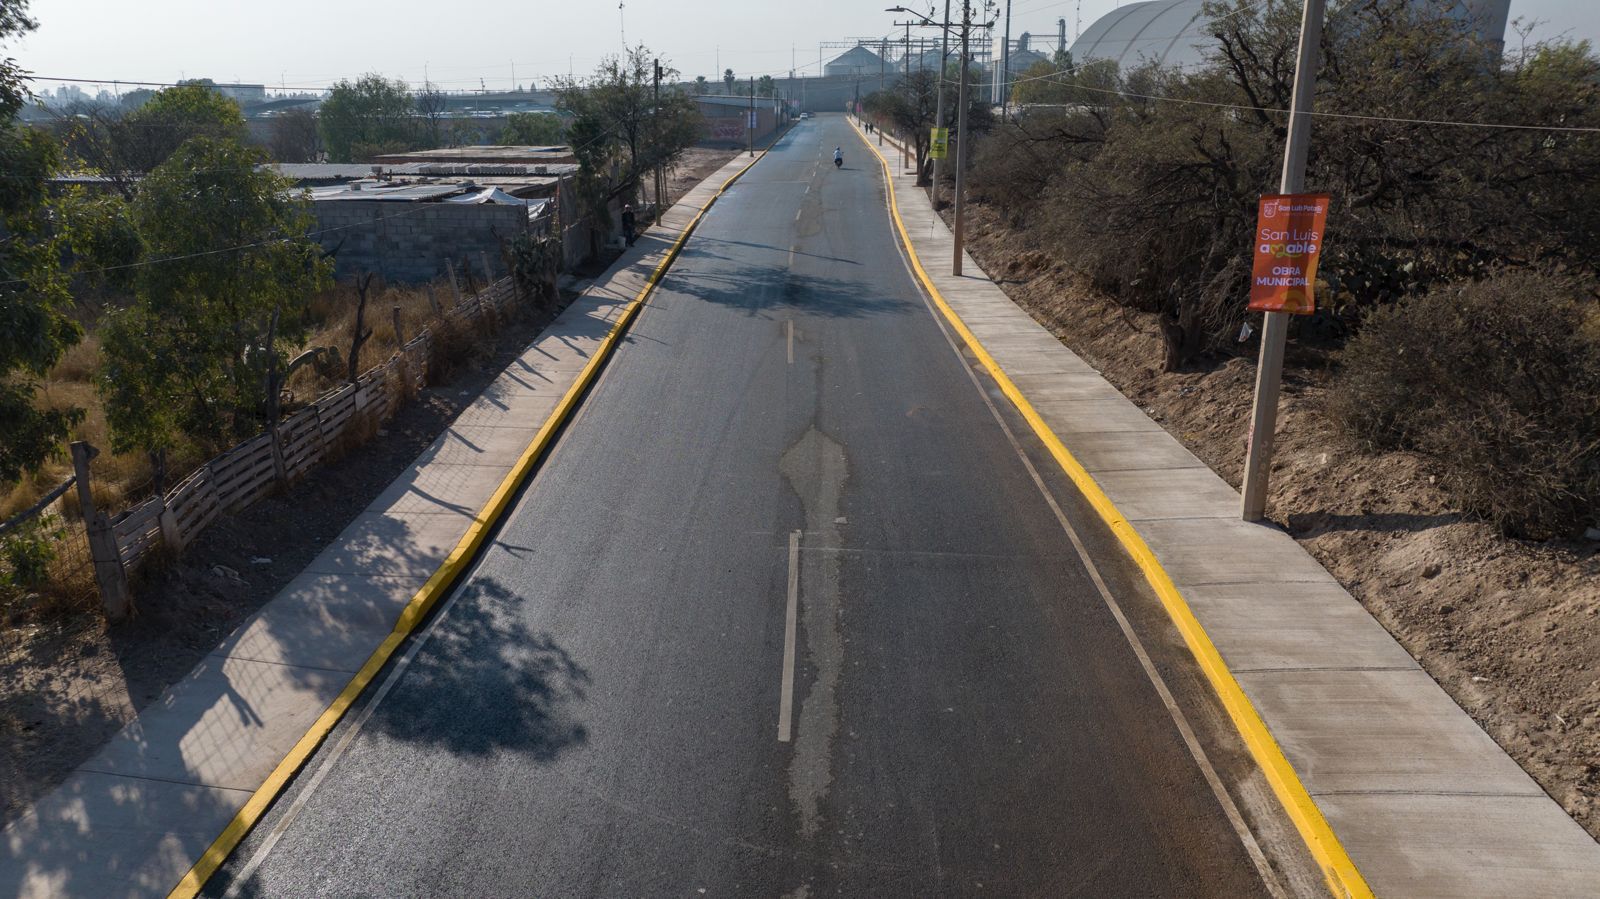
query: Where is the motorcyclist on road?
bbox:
[833,147,843,168]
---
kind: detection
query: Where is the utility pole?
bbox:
[1241,0,1327,521]
[933,0,951,208]
[654,59,664,213]
[953,0,972,276]
[748,76,755,156]
[1000,0,1012,121]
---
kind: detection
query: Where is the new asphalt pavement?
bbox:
[211,115,1292,898]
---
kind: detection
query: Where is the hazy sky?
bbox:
[11,0,1600,94]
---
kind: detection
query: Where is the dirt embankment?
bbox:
[956,202,1600,839]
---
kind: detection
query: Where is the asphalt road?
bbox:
[216,115,1284,898]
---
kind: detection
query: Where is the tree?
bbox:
[863,64,990,185]
[969,0,1600,370]
[55,82,247,198]
[757,75,776,98]
[99,137,331,488]
[694,75,709,95]
[556,47,703,251]
[267,107,322,162]
[416,81,448,148]
[0,1,83,484]
[500,111,565,145]
[723,68,736,93]
[318,74,418,162]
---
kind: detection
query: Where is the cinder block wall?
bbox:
[312,201,530,283]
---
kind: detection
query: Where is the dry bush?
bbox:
[48,335,101,384]
[287,278,451,402]
[968,114,1103,227]
[1327,270,1600,538]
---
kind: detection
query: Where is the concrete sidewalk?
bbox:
[862,125,1600,897]
[0,153,759,899]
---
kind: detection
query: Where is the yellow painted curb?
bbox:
[852,121,1372,899]
[166,151,767,899]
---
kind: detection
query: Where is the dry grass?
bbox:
[286,279,455,402]
[3,275,463,524]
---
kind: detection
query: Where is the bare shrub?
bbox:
[968,114,1103,228]
[1327,270,1600,538]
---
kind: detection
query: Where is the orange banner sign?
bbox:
[1249,193,1330,314]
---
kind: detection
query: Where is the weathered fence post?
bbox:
[479,250,494,287]
[445,258,463,306]
[267,423,290,488]
[158,495,182,550]
[425,284,442,318]
[264,308,290,488]
[392,304,404,345]
[71,441,130,620]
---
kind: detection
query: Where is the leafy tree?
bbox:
[319,74,418,162]
[556,47,702,250]
[500,111,565,145]
[56,83,247,198]
[863,64,991,185]
[99,137,331,488]
[120,83,247,169]
[757,75,776,98]
[0,1,83,484]
[267,107,322,162]
[693,75,709,95]
[723,68,736,93]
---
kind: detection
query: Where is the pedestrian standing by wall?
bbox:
[621,204,637,247]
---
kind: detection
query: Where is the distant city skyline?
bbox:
[12,0,1599,97]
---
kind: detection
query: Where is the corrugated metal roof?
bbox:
[268,162,577,182]
[267,163,380,181]
[308,182,471,202]
[411,162,577,177]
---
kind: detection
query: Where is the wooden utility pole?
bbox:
[1241,0,1327,521]
[1000,0,1012,121]
[953,0,971,276]
[932,0,951,208]
[654,59,665,212]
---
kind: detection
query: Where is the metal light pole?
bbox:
[953,0,971,276]
[748,75,755,156]
[1241,0,1327,521]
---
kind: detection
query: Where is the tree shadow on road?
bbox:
[362,576,590,761]
[657,258,914,321]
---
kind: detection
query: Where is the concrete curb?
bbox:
[855,120,1600,899]
[0,151,766,899]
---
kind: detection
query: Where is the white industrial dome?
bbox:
[1068,0,1513,72]
[1069,0,1215,71]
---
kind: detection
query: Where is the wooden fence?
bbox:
[81,271,521,610]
